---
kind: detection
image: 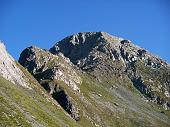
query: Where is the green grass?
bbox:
[0,96,31,127]
[9,61,170,127]
[46,75,168,127]
[0,75,79,127]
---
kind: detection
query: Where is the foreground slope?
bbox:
[0,42,79,127]
[19,32,170,127]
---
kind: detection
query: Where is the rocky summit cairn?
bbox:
[0,42,30,89]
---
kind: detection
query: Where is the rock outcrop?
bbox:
[0,42,30,89]
[19,46,81,120]
[19,46,81,92]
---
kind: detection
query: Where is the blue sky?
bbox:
[0,0,170,63]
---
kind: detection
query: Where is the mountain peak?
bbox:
[16,32,170,126]
[49,32,124,64]
[52,31,123,47]
[49,32,168,68]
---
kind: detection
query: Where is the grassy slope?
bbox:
[21,54,170,127]
[6,57,169,126]
[50,73,170,127]
[0,66,79,127]
[83,75,170,127]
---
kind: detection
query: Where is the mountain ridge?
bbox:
[19,32,170,126]
[0,32,170,127]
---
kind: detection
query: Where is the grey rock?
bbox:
[19,46,81,92]
[19,45,81,120]
[0,42,31,89]
[49,32,170,110]
[17,32,170,126]
[41,81,80,120]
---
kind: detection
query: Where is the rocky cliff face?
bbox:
[50,32,170,110]
[19,46,81,91]
[0,42,30,89]
[19,46,81,120]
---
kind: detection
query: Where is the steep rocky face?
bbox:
[0,42,30,89]
[19,32,170,127]
[50,32,170,110]
[19,46,81,120]
[19,46,81,91]
[50,32,168,71]
[50,32,122,65]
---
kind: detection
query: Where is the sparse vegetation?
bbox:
[1,32,170,127]
[0,76,79,127]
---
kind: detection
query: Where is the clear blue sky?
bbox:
[0,0,170,63]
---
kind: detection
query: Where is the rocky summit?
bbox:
[0,32,170,127]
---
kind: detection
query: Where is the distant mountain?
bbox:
[0,32,170,127]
